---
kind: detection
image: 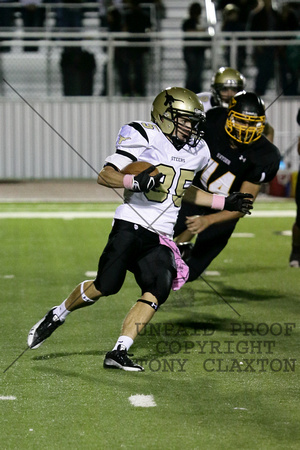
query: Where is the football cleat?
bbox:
[27,307,64,349]
[289,248,300,268]
[103,344,144,371]
[177,242,194,261]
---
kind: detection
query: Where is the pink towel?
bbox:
[159,235,189,291]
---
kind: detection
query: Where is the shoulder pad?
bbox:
[198,94,210,103]
[128,122,149,143]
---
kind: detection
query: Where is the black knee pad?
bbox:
[137,299,159,310]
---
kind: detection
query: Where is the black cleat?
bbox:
[103,344,144,371]
[289,251,300,267]
[177,242,194,261]
[27,307,64,349]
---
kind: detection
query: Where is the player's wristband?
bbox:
[211,194,225,210]
[123,174,134,190]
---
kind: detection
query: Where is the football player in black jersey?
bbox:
[174,91,281,281]
[198,66,274,142]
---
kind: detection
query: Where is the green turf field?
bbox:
[1,201,299,449]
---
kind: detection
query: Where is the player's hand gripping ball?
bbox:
[121,162,163,193]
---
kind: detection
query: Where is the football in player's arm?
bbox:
[27,87,253,372]
[174,91,281,281]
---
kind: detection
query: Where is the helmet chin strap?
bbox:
[163,116,187,150]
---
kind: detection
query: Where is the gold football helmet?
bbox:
[225,91,266,144]
[211,67,246,107]
[151,87,206,150]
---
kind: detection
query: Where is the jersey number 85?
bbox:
[145,164,194,207]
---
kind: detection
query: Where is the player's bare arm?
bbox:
[184,181,259,234]
[182,184,253,214]
[97,165,124,188]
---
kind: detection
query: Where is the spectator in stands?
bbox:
[100,6,127,96]
[55,0,84,31]
[98,0,124,28]
[221,3,246,72]
[0,0,15,52]
[60,47,96,96]
[142,0,166,31]
[289,108,300,267]
[56,1,96,95]
[278,3,300,96]
[20,0,46,52]
[246,0,281,96]
[182,2,207,93]
[122,0,152,96]
[217,0,258,29]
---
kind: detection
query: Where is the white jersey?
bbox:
[105,121,210,237]
[197,92,214,113]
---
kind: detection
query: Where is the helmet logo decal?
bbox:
[164,91,183,107]
[230,97,237,108]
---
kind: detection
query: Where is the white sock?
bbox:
[113,335,134,351]
[53,300,70,322]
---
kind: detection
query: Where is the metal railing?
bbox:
[0,29,299,98]
[1,2,299,97]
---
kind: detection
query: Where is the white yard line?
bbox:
[0,212,115,219]
[250,211,296,217]
[0,211,296,219]
[128,394,157,407]
[85,271,97,277]
[204,271,221,276]
[0,396,16,400]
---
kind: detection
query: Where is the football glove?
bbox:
[132,166,163,193]
[224,192,254,215]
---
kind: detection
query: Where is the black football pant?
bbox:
[94,219,176,304]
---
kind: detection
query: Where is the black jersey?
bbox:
[193,107,281,194]
[174,107,280,280]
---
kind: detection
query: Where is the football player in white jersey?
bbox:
[27,87,253,372]
[197,67,246,112]
[198,66,274,141]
